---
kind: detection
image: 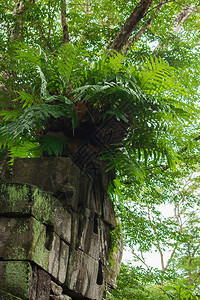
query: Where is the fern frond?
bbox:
[56,43,88,85]
[32,135,67,157]
[9,140,40,165]
[0,109,22,121]
[12,91,41,108]
[139,56,177,95]
[0,104,71,141]
[103,149,144,185]
[16,44,45,68]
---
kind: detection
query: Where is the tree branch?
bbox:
[123,18,152,55]
[164,243,178,271]
[109,0,153,53]
[155,4,197,52]
[131,250,150,269]
[86,0,89,14]
[123,0,167,55]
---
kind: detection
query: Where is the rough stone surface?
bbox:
[66,249,99,299]
[12,157,80,211]
[50,296,72,300]
[0,183,72,244]
[0,157,123,300]
[51,281,63,296]
[76,213,100,260]
[0,217,49,268]
[35,269,51,300]
[0,217,69,282]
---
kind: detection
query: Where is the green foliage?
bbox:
[111,162,200,299]
[34,135,67,157]
[1,47,197,182]
[0,103,71,140]
[109,263,165,300]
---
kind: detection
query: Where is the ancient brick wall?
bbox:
[0,157,122,300]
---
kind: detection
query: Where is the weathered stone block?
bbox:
[76,214,100,260]
[34,268,51,300]
[99,220,111,266]
[82,175,103,217]
[0,217,49,268]
[0,156,122,300]
[69,211,79,249]
[106,232,123,288]
[12,157,80,211]
[0,217,69,282]
[0,261,33,299]
[0,183,72,244]
[104,223,123,288]
[48,237,69,284]
[102,194,117,228]
[58,241,70,284]
[66,249,99,299]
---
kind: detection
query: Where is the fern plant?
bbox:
[0,45,198,188]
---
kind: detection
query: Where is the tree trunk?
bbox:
[11,0,35,41]
[61,0,70,44]
[109,0,153,52]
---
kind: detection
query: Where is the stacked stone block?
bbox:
[0,158,122,300]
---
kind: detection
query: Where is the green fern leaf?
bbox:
[0,104,70,141]
[34,135,67,157]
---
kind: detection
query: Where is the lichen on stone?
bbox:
[1,184,30,209]
[32,188,56,224]
[5,261,32,299]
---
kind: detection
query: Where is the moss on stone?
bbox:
[29,217,49,269]
[16,220,29,234]
[0,184,30,210]
[32,188,56,224]
[4,261,32,299]
[7,245,27,260]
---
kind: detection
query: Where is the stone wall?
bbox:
[0,157,122,300]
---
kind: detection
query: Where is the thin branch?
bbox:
[164,243,178,271]
[123,19,152,55]
[131,250,150,269]
[86,0,89,14]
[155,4,197,52]
[174,202,183,232]
[172,5,195,34]
[147,204,166,281]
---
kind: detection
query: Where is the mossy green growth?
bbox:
[7,245,27,260]
[4,261,32,299]
[32,188,56,225]
[0,184,30,210]
[16,220,29,234]
[29,217,49,269]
